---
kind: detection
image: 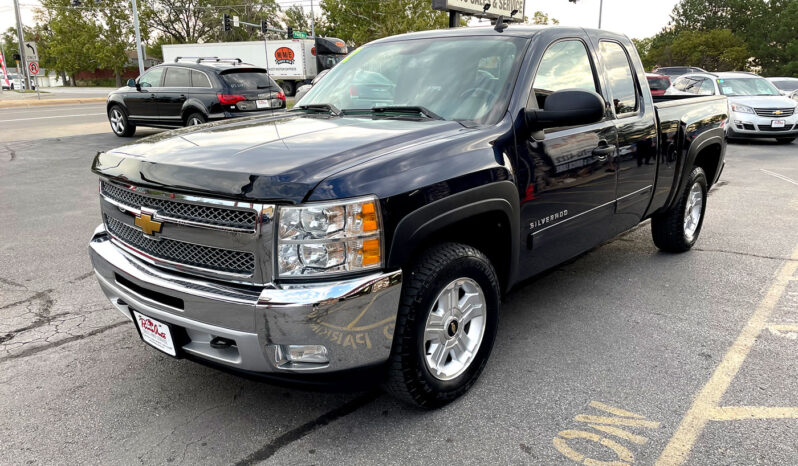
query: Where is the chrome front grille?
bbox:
[106,216,255,275]
[101,181,257,231]
[754,107,795,117]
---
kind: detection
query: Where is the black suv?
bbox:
[106,58,285,137]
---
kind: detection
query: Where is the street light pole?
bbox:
[598,0,603,28]
[12,0,32,90]
[130,0,145,75]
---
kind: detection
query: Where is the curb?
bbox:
[0,97,107,109]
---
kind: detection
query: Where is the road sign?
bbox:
[28,61,39,75]
[24,41,39,62]
[292,31,307,39]
[233,16,240,27]
[431,0,525,20]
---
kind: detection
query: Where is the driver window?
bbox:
[532,40,598,109]
[138,68,164,88]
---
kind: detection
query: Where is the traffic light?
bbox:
[223,14,232,32]
[261,20,267,34]
[286,26,293,39]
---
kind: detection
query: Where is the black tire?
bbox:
[776,137,795,144]
[282,80,295,97]
[651,166,708,252]
[385,242,500,409]
[108,104,136,137]
[185,112,206,127]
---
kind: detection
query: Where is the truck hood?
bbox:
[727,95,798,108]
[92,113,464,202]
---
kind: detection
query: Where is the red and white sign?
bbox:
[28,61,40,76]
[133,310,176,356]
[0,50,9,88]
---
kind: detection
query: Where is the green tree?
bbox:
[321,0,450,46]
[529,11,559,25]
[669,29,750,71]
[37,0,101,85]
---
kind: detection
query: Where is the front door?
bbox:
[515,38,618,278]
[125,67,163,121]
[159,66,191,125]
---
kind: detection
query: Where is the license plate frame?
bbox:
[132,310,177,357]
[256,99,273,109]
[771,119,786,128]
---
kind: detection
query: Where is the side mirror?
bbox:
[126,78,136,87]
[525,89,606,132]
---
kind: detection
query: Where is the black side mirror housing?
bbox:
[525,89,606,133]
[126,78,136,87]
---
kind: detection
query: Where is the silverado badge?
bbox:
[134,209,163,238]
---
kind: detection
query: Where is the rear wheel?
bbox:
[185,112,206,127]
[651,166,707,252]
[108,105,136,137]
[776,137,795,144]
[385,242,500,409]
[281,80,295,97]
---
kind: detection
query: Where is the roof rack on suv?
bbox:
[174,56,243,64]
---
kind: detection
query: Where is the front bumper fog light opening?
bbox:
[274,344,329,367]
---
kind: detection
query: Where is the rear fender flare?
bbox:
[665,129,724,211]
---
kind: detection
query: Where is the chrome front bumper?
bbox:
[89,225,402,373]
[728,113,798,137]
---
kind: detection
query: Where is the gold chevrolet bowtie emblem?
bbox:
[134,212,163,236]
[774,110,783,115]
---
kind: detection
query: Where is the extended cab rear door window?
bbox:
[598,41,638,115]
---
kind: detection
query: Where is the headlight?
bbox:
[277,196,382,277]
[730,103,754,114]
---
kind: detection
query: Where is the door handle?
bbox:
[593,144,616,161]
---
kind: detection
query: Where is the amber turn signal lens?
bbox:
[360,202,378,232]
[361,238,380,265]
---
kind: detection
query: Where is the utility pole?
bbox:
[130,0,145,75]
[12,0,32,90]
[310,0,315,38]
[598,0,603,28]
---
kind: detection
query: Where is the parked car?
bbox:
[646,73,670,95]
[106,57,285,137]
[652,66,707,79]
[668,72,797,143]
[295,68,330,103]
[2,73,35,90]
[790,89,798,103]
[90,25,727,408]
[766,77,798,96]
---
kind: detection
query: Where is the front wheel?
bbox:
[108,105,136,137]
[385,242,500,409]
[651,166,708,252]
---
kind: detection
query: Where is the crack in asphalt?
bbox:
[3,144,16,161]
[0,289,53,312]
[693,247,797,262]
[0,320,127,363]
[68,271,95,284]
[234,391,381,465]
[0,276,27,289]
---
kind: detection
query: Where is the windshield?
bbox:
[221,70,277,90]
[647,77,670,90]
[299,37,527,123]
[717,78,781,96]
[771,80,798,92]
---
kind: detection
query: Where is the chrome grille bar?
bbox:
[753,107,795,117]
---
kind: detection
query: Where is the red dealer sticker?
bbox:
[133,310,176,356]
[275,47,295,65]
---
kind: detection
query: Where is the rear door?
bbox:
[159,66,191,125]
[515,36,619,278]
[596,40,658,229]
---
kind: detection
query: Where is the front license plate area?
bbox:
[132,310,177,356]
[771,119,785,128]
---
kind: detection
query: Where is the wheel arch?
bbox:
[387,181,520,293]
[181,100,208,123]
[665,131,724,211]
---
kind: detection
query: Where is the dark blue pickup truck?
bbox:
[89,25,727,408]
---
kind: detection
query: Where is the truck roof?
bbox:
[369,24,630,44]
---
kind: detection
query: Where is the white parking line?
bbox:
[760,169,798,186]
[0,113,105,122]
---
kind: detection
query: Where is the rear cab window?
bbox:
[648,77,670,91]
[598,41,638,115]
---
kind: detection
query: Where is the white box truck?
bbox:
[162,38,348,96]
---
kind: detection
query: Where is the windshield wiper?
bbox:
[343,106,444,120]
[293,103,342,116]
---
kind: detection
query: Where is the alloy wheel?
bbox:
[683,181,703,241]
[110,109,125,134]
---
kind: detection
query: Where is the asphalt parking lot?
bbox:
[1,114,796,464]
